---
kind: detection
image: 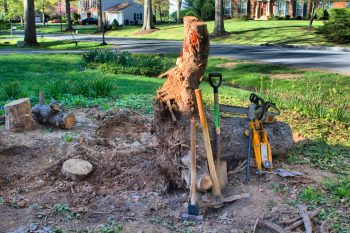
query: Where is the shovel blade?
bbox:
[216,161,228,190]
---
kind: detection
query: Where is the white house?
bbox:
[77,0,143,25]
[105,2,144,25]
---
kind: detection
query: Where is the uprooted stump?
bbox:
[4,98,37,132]
[154,16,210,190]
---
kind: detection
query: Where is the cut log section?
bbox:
[62,159,93,181]
[220,117,294,160]
[32,99,75,129]
[4,98,37,132]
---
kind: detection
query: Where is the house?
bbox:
[77,0,144,25]
[224,0,350,19]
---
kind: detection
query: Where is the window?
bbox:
[275,0,290,16]
[224,0,232,16]
[296,0,304,16]
[238,0,247,14]
[285,0,289,16]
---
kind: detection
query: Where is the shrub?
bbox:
[111,19,119,30]
[328,8,350,19]
[185,9,198,17]
[47,79,71,98]
[0,19,10,32]
[50,19,61,23]
[201,0,215,21]
[89,76,115,98]
[317,13,350,43]
[285,15,291,20]
[1,81,22,100]
[296,16,303,20]
[82,49,175,77]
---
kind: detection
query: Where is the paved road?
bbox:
[2,34,350,74]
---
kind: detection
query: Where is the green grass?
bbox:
[0,37,110,50]
[106,20,336,46]
[14,23,98,34]
[0,53,349,231]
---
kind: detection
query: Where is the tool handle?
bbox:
[209,73,222,93]
[246,128,252,182]
[190,118,197,205]
[195,89,221,197]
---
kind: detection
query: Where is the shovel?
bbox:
[209,73,228,190]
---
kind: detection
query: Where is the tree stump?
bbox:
[4,98,37,132]
[154,16,210,189]
[62,159,93,181]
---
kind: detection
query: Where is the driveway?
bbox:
[1,33,350,74]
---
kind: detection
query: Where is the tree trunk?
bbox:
[65,0,72,31]
[4,98,37,132]
[141,0,155,30]
[42,8,45,26]
[213,0,226,36]
[23,0,38,46]
[154,16,209,188]
[176,0,182,24]
[159,5,163,22]
[97,0,103,32]
[308,2,316,28]
[20,16,24,26]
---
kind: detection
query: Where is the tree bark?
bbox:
[176,0,182,24]
[32,100,75,129]
[4,98,37,132]
[65,0,72,31]
[154,16,209,188]
[213,0,226,36]
[308,2,317,28]
[97,0,103,32]
[23,0,38,46]
[141,0,155,30]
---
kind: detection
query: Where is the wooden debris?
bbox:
[253,218,287,233]
[278,208,321,226]
[297,204,312,233]
[32,99,75,129]
[62,159,93,181]
[4,98,37,132]
[289,208,321,231]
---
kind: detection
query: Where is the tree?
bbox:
[142,0,154,30]
[213,0,225,35]
[175,0,182,23]
[152,0,168,23]
[65,0,72,30]
[307,0,332,28]
[24,0,38,46]
[1,0,23,24]
[97,0,103,32]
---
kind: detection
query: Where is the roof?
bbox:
[105,2,135,12]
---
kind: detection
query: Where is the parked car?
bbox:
[81,17,98,25]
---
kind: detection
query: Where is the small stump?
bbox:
[62,159,93,181]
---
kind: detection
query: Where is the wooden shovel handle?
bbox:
[195,89,221,197]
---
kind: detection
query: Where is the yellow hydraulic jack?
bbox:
[245,93,279,181]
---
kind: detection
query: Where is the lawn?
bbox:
[0,53,349,231]
[107,20,332,46]
[14,23,98,35]
[0,36,110,50]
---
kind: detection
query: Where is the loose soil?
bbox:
[0,108,324,232]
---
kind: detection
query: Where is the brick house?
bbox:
[224,0,350,19]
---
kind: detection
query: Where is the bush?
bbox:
[50,19,61,23]
[285,15,291,20]
[328,8,350,19]
[170,9,199,22]
[184,9,198,17]
[82,49,175,77]
[317,13,350,43]
[111,19,119,30]
[201,0,215,21]
[1,81,22,100]
[296,16,303,20]
[0,19,10,32]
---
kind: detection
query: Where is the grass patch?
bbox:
[0,37,109,50]
[106,20,338,46]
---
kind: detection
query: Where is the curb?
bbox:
[261,43,350,52]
